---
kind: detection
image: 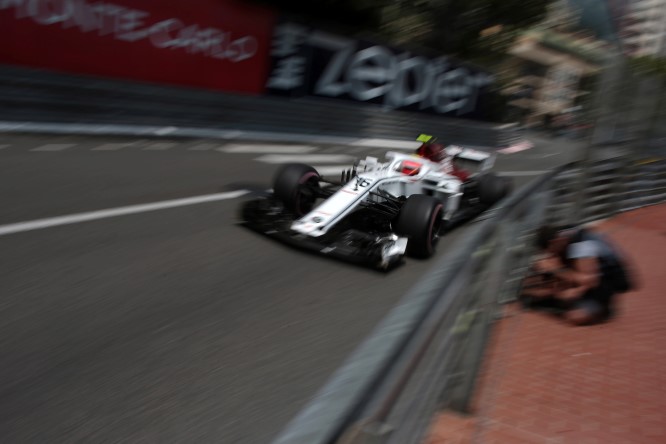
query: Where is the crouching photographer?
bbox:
[521,225,636,326]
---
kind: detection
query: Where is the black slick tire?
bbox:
[393,195,444,258]
[273,163,321,216]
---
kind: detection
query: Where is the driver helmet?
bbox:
[416,142,446,162]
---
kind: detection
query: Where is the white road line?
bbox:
[188,143,216,151]
[497,141,534,154]
[0,190,249,237]
[256,154,355,164]
[218,144,318,154]
[143,142,177,151]
[495,123,518,129]
[91,142,135,151]
[31,143,75,151]
[0,144,9,150]
[497,171,547,177]
[322,146,352,153]
[154,126,178,136]
[314,166,349,176]
[350,139,421,150]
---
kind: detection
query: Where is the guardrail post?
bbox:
[546,167,579,226]
[609,159,631,217]
[498,187,552,304]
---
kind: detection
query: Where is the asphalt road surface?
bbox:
[0,132,580,443]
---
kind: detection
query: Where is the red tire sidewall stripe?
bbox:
[294,171,319,215]
[427,203,443,253]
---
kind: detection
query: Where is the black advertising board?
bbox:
[265,21,496,120]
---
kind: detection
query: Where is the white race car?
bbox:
[241,135,512,269]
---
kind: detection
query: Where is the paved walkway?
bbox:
[426,203,666,443]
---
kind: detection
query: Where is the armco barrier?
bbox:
[0,64,522,148]
[270,154,665,444]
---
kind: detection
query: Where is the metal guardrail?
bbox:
[270,166,566,444]
[548,157,666,225]
[271,155,666,444]
[334,167,562,444]
[621,159,666,211]
[0,64,523,148]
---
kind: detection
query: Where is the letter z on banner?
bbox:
[0,0,276,94]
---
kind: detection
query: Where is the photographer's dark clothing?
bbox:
[565,229,619,319]
[567,229,634,293]
[525,228,632,322]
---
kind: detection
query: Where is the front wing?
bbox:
[239,197,407,270]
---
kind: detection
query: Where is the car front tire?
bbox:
[393,195,444,258]
[273,163,321,216]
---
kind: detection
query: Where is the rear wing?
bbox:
[446,145,495,171]
[416,135,495,170]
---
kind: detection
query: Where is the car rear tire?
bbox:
[393,195,444,258]
[477,172,513,206]
[273,163,321,216]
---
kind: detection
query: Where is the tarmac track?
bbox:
[0,132,578,443]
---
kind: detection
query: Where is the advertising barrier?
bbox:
[266,21,495,120]
[0,0,276,93]
[1,2,499,120]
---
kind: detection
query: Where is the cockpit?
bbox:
[394,159,424,176]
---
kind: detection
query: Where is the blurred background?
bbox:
[0,1,664,444]
[1,0,664,152]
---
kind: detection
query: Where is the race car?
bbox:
[240,135,512,269]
